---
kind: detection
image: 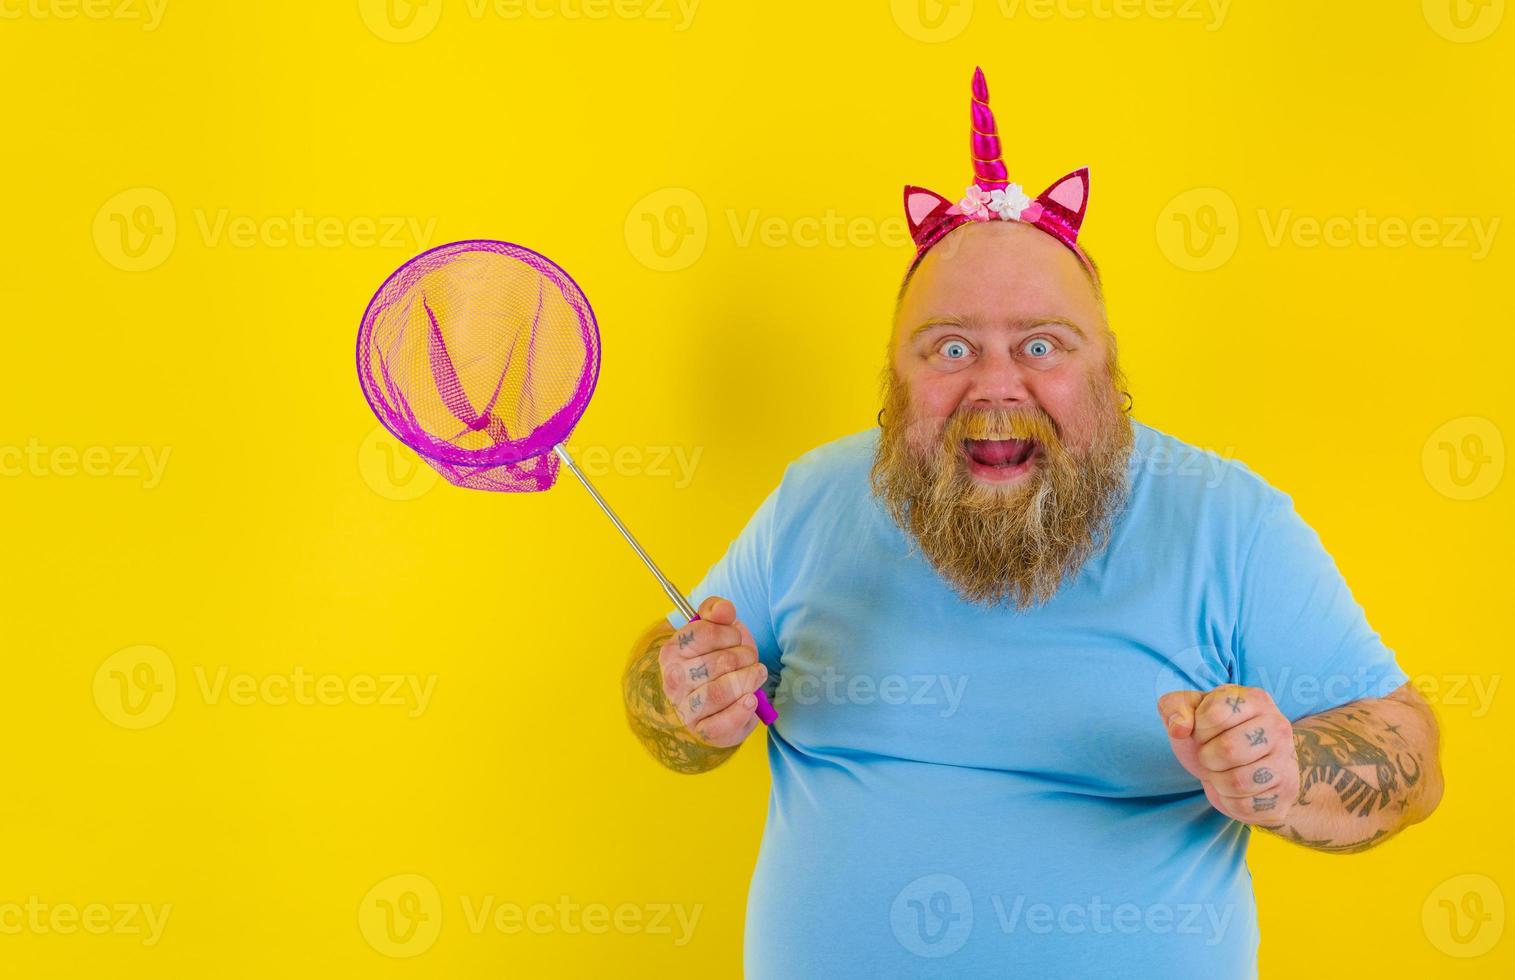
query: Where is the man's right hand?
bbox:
[659,595,768,748]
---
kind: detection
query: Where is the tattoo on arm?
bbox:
[621,628,737,774]
[1258,822,1389,854]
[1262,698,1433,854]
[1294,718,1419,818]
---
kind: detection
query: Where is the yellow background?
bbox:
[1,0,1510,975]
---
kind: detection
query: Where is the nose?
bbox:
[964,347,1032,409]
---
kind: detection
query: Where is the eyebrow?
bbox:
[907,316,1088,343]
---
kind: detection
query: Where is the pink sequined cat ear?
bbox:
[903,186,957,253]
[1026,167,1090,254]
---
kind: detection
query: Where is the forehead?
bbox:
[897,222,1103,341]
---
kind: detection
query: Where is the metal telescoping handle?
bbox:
[553,443,777,726]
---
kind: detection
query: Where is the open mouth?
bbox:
[962,438,1039,479]
[965,438,1036,467]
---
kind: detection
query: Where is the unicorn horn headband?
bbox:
[904,67,1092,275]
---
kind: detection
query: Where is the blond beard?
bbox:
[869,365,1134,610]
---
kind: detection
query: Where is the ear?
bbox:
[903,185,954,245]
[1031,167,1089,240]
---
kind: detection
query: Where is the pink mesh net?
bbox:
[356,241,600,491]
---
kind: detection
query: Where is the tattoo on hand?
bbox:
[623,631,738,773]
[1254,794,1278,811]
[689,664,709,681]
[1253,767,1274,784]
[690,694,702,712]
[677,631,694,650]
[1226,695,1245,715]
[1245,727,1267,746]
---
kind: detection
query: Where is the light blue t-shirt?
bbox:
[667,418,1407,979]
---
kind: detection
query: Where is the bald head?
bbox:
[896,221,1104,332]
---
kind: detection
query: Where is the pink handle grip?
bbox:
[689,613,778,726]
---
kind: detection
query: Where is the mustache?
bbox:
[898,405,1067,471]
[947,406,1060,447]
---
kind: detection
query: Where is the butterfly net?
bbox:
[356,241,600,491]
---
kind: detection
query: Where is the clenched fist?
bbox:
[660,596,769,748]
[1158,684,1299,826]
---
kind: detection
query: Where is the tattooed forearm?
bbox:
[1260,686,1442,854]
[1257,823,1389,855]
[621,623,738,775]
[1295,721,1407,817]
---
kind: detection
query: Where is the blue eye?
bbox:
[1023,338,1054,358]
[939,339,971,360]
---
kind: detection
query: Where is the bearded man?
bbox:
[619,69,1442,979]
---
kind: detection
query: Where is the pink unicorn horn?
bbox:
[970,66,1008,191]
